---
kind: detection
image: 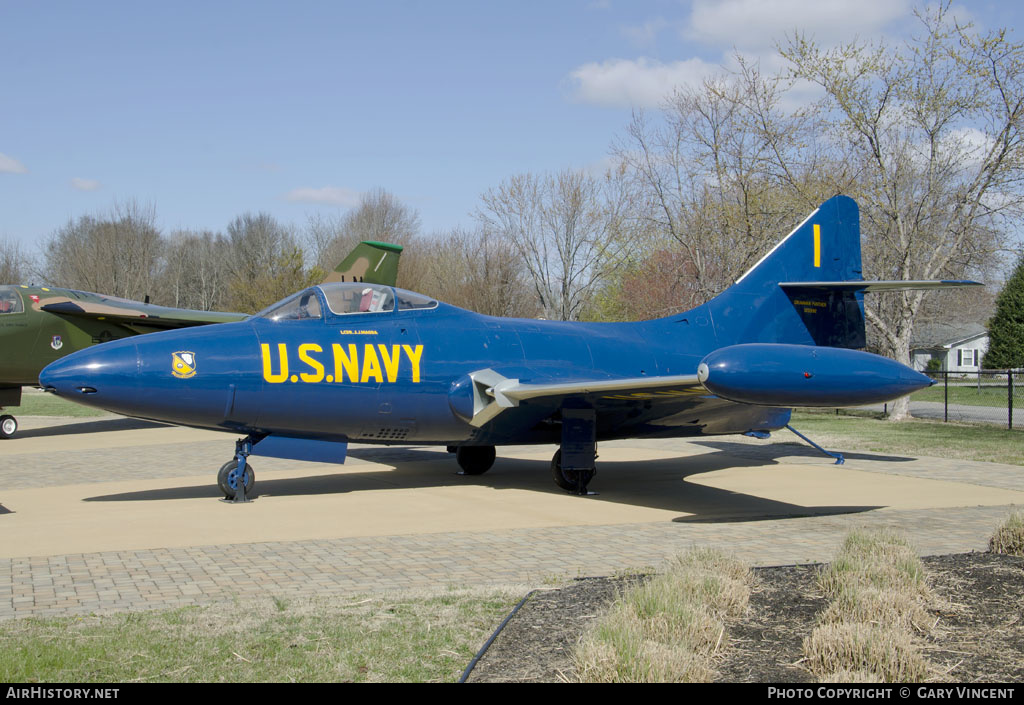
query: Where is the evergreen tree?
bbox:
[984,255,1024,369]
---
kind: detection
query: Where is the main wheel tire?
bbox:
[550,449,595,492]
[456,445,496,475]
[0,415,16,439]
[217,460,255,498]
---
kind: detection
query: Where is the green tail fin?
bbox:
[320,241,403,286]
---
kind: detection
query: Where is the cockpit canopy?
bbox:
[0,286,24,315]
[257,283,437,322]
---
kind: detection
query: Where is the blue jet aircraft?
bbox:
[39,196,977,497]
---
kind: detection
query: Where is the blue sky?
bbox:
[1,1,1018,250]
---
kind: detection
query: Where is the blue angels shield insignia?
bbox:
[171,351,197,379]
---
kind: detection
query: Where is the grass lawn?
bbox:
[13,391,106,418]
[910,383,1020,408]
[0,590,523,683]
[790,409,1024,465]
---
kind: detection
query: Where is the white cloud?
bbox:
[568,0,916,109]
[622,18,670,49]
[71,177,101,191]
[285,186,362,207]
[0,153,28,174]
[568,57,722,108]
[686,0,912,51]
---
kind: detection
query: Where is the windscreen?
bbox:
[257,288,323,322]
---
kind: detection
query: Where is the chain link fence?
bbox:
[893,370,1024,430]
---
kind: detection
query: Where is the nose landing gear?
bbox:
[218,435,259,502]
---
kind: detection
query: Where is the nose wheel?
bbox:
[0,414,17,439]
[218,435,260,502]
[218,460,255,500]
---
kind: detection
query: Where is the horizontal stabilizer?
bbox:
[777,279,982,348]
[780,280,983,292]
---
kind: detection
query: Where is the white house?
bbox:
[910,322,990,372]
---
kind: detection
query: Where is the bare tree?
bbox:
[0,237,30,284]
[782,2,1024,418]
[42,200,162,300]
[158,230,230,310]
[476,169,635,321]
[611,68,834,314]
[413,227,540,318]
[223,212,320,313]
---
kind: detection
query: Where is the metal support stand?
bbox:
[786,424,844,465]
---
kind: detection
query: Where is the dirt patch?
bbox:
[464,552,1024,683]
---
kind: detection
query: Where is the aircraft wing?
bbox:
[38,298,246,330]
[457,368,704,427]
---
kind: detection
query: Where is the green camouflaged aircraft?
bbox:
[0,240,402,438]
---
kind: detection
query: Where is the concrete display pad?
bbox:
[2,415,1022,618]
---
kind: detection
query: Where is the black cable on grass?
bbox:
[458,590,536,683]
[458,575,652,683]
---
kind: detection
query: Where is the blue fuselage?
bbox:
[38,297,791,446]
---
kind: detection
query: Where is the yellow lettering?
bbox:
[261,343,289,384]
[332,343,359,382]
[402,344,423,383]
[377,344,401,383]
[298,343,325,383]
[361,344,383,383]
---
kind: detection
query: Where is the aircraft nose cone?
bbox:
[40,340,139,407]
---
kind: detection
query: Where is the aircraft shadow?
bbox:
[689,439,915,464]
[0,503,12,515]
[83,447,887,524]
[17,418,168,438]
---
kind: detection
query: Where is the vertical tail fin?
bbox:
[320,241,404,286]
[707,195,867,348]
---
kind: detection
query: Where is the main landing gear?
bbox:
[550,449,595,494]
[0,414,17,439]
[0,388,21,439]
[219,435,258,502]
[451,407,599,495]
